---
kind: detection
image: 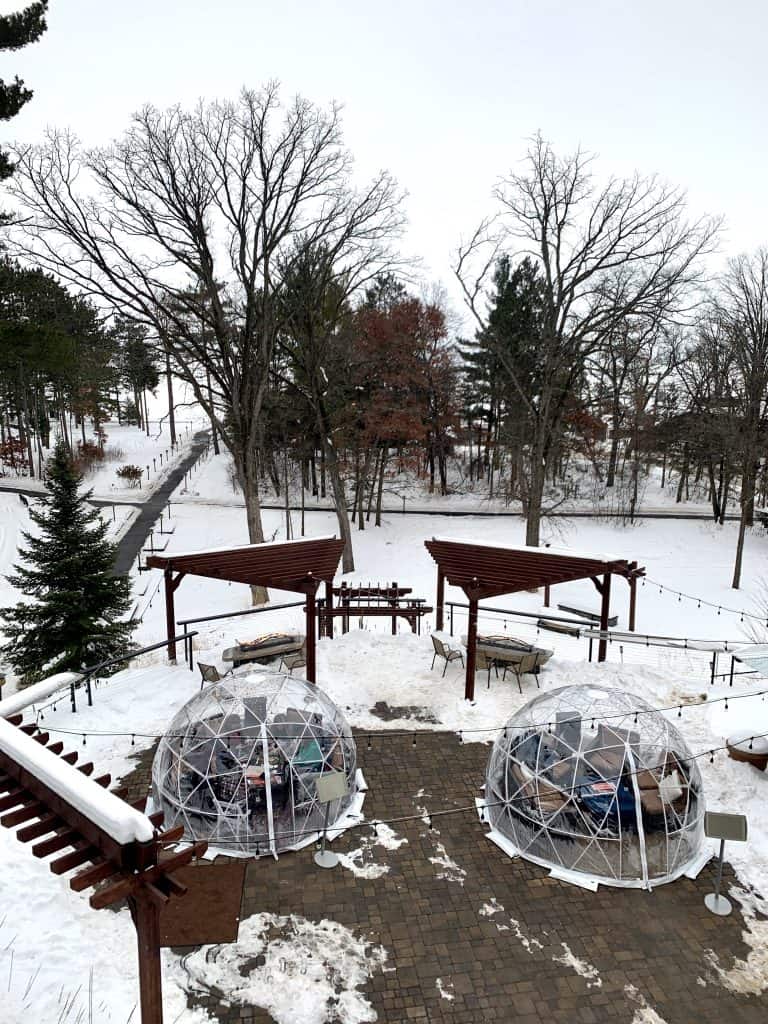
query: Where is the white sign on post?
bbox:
[314,771,349,870]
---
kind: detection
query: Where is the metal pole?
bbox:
[705,838,733,916]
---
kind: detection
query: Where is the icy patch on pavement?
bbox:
[625,984,668,1022]
[429,840,467,885]
[478,898,542,951]
[436,977,455,1001]
[336,822,408,879]
[181,913,389,1024]
[553,943,602,987]
[704,887,768,995]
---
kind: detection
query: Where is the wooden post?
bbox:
[598,572,611,663]
[628,575,637,632]
[436,569,445,631]
[325,579,334,639]
[465,589,479,701]
[390,580,398,636]
[130,890,164,1024]
[341,582,349,634]
[306,587,317,684]
[164,568,177,662]
[544,584,550,608]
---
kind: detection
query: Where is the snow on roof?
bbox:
[431,536,631,565]
[156,535,338,562]
[0,672,82,719]
[0,717,154,844]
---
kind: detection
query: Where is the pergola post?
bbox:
[598,572,612,662]
[304,579,317,684]
[163,568,184,663]
[325,579,334,638]
[628,575,637,632]
[129,890,164,1024]
[544,584,550,608]
[436,569,445,631]
[464,586,479,702]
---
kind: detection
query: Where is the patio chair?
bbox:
[502,651,545,694]
[197,662,221,690]
[280,641,307,675]
[430,634,464,677]
[476,650,499,689]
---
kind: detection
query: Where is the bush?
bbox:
[116,464,143,487]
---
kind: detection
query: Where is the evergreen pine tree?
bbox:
[0,2,48,184]
[1,438,135,682]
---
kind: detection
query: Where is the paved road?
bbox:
[185,498,742,522]
[113,431,210,575]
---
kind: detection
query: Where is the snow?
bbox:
[435,978,455,1001]
[431,534,627,564]
[161,533,337,561]
[625,985,668,1023]
[552,943,602,988]
[0,671,82,717]
[0,716,154,844]
[180,913,389,1024]
[703,887,768,995]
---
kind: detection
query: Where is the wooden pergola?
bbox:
[425,538,645,701]
[146,537,346,683]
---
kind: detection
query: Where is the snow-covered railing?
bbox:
[0,671,82,718]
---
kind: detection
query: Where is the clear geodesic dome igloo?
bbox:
[483,684,704,888]
[151,672,359,856]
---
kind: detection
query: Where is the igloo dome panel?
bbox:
[152,672,358,856]
[484,684,704,888]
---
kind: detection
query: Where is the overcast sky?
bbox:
[3,0,767,317]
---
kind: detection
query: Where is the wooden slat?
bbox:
[61,751,79,765]
[90,876,136,910]
[17,813,63,842]
[156,825,185,845]
[32,732,50,745]
[1,800,44,828]
[0,789,28,812]
[70,859,118,893]
[32,828,79,858]
[51,844,99,875]
[45,741,64,755]
[3,714,23,726]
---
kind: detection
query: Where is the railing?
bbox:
[76,632,199,711]
[176,602,306,667]
[443,600,595,636]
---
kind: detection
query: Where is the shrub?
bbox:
[116,464,143,487]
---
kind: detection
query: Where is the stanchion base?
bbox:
[704,893,732,916]
[314,850,339,869]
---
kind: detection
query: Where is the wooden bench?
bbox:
[557,603,618,627]
[537,618,581,637]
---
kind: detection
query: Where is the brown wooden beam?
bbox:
[436,568,445,631]
[129,889,165,1024]
[598,572,611,662]
[629,575,637,632]
[465,595,479,702]
[306,589,317,684]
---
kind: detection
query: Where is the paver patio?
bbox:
[124,725,766,1024]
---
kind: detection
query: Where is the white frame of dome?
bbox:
[151,672,362,857]
[481,684,706,889]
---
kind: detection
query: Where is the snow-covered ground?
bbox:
[2,430,768,1023]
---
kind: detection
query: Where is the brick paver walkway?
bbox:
[124,730,766,1024]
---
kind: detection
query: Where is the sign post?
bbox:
[703,811,748,916]
[314,771,348,869]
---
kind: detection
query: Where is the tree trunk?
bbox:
[165,348,176,446]
[732,509,748,589]
[206,365,220,455]
[235,447,269,605]
[525,447,547,546]
[375,446,387,526]
[322,435,354,571]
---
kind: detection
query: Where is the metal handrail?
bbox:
[443,601,595,635]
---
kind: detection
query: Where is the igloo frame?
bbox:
[484,684,705,888]
[151,672,359,856]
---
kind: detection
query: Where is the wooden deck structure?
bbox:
[146,537,345,683]
[425,539,645,700]
[318,581,432,637]
[0,714,206,1024]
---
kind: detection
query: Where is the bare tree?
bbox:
[8,84,404,599]
[455,134,720,545]
[716,250,768,588]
